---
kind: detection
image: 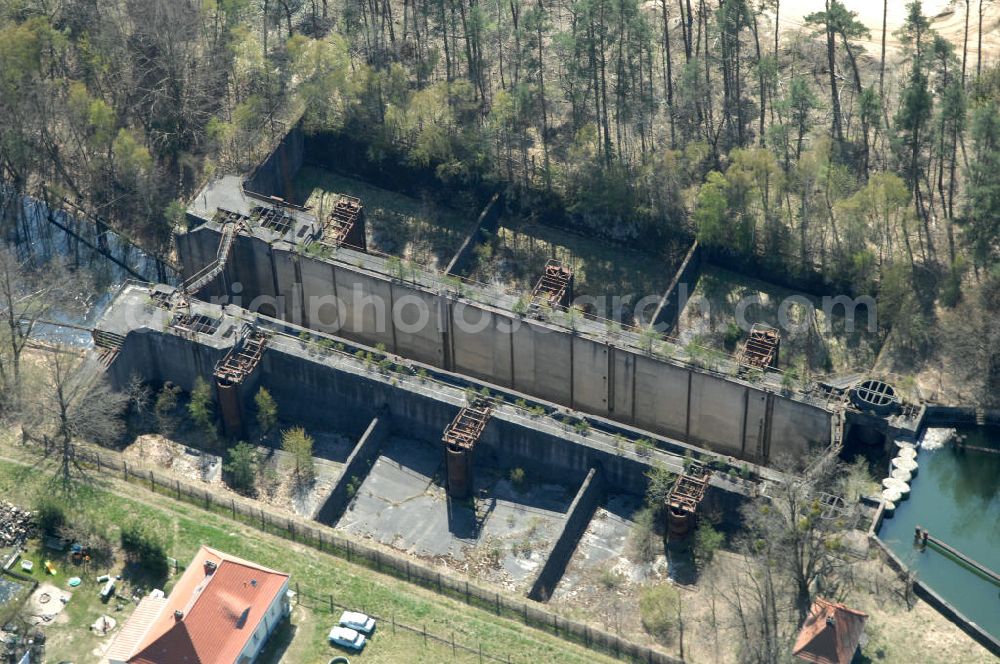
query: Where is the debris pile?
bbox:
[0,501,35,547]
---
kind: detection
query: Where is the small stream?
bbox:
[877,426,1000,641]
[1,185,178,345]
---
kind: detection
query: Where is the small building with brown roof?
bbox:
[792,597,868,664]
[106,545,291,664]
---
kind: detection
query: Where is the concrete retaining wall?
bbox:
[244,124,305,202]
[175,227,833,465]
[316,415,391,523]
[528,467,605,602]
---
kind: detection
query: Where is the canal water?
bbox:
[878,426,1000,641]
[1,185,178,345]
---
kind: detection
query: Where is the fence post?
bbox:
[288,520,294,541]
[176,479,180,499]
[231,498,236,518]
[392,614,395,635]
[479,643,483,663]
[296,582,300,603]
[465,580,469,604]
[96,454,101,472]
[123,460,128,480]
[260,508,265,529]
[451,632,456,656]
[329,594,333,612]
[149,470,155,490]
[423,625,427,644]
[495,592,499,615]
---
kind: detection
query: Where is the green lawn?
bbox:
[0,454,620,664]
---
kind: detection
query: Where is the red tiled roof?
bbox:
[792,597,868,664]
[116,546,288,664]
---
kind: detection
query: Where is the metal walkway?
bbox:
[182,214,240,294]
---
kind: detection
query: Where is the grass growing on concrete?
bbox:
[471,221,687,325]
[294,166,472,270]
[675,265,881,375]
[0,453,619,664]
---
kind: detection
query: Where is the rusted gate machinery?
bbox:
[442,398,493,499]
[529,259,574,311]
[321,196,367,251]
[666,462,710,538]
[92,329,126,369]
[213,325,269,438]
[737,323,780,371]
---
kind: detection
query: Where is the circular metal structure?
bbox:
[850,379,899,415]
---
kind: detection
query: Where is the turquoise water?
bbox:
[878,426,1000,640]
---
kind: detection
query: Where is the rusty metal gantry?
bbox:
[666,462,710,538]
[737,323,780,370]
[530,259,573,310]
[213,325,270,438]
[443,398,493,499]
[321,196,367,251]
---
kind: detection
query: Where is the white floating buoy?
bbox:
[882,477,910,497]
[897,446,918,460]
[883,500,897,513]
[890,467,912,483]
[882,487,902,505]
[892,456,919,475]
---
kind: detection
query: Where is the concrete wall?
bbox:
[244,124,305,202]
[177,229,833,465]
[316,415,391,523]
[528,467,605,601]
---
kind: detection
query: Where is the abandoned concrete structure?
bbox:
[176,168,838,467]
[78,124,934,617]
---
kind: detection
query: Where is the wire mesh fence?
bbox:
[67,445,680,664]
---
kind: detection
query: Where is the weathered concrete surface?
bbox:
[176,202,835,465]
[98,285,799,496]
[528,467,605,601]
[316,414,391,524]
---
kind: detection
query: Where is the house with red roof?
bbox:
[105,546,291,664]
[792,597,868,664]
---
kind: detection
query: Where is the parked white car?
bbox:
[328,626,366,651]
[338,610,376,635]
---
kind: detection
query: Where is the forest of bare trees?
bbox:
[0,0,997,402]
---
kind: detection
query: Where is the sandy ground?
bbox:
[779,0,1000,60]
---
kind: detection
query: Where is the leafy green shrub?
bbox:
[509,467,526,486]
[639,583,680,642]
[628,507,661,563]
[254,387,278,434]
[634,437,654,457]
[188,377,215,437]
[693,522,724,567]
[224,442,259,494]
[722,322,742,351]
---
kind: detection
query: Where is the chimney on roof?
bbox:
[826,616,836,627]
[204,560,218,574]
[174,610,184,621]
